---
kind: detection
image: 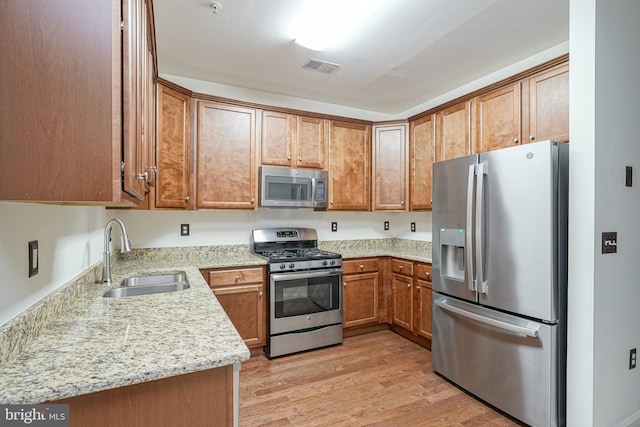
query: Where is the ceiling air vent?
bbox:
[302,58,340,74]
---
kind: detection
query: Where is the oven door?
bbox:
[270,268,343,335]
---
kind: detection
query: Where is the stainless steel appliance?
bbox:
[259,166,328,208]
[251,227,343,358]
[432,140,568,427]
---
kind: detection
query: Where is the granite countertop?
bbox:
[0,239,430,405]
[0,247,264,404]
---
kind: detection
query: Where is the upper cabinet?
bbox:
[474,83,522,153]
[372,123,408,211]
[154,84,191,209]
[196,101,258,210]
[0,0,154,205]
[524,62,570,143]
[328,121,371,211]
[409,114,436,211]
[436,101,472,161]
[261,112,327,169]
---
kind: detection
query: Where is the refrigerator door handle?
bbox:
[475,162,488,294]
[466,164,476,292]
[434,298,540,338]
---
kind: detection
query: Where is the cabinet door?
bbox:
[474,83,522,152]
[409,114,436,211]
[437,101,472,161]
[328,121,371,211]
[297,116,327,169]
[196,102,257,209]
[212,283,265,348]
[343,273,379,328]
[414,281,432,340]
[155,84,190,209]
[261,111,295,167]
[0,0,130,203]
[526,63,569,143]
[391,274,413,331]
[373,123,408,211]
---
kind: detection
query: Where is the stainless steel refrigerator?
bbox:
[431,140,568,427]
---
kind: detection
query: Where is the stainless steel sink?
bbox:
[120,272,188,287]
[103,272,190,298]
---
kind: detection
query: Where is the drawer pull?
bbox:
[235,275,241,281]
[359,264,364,270]
[406,283,411,288]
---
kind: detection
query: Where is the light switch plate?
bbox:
[28,240,38,277]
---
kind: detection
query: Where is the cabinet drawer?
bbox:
[392,259,413,276]
[208,267,264,287]
[343,258,379,274]
[415,263,432,283]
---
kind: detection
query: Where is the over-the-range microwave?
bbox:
[259,166,328,209]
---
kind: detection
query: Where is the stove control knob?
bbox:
[289,263,295,269]
[280,264,286,270]
[330,260,335,265]
[322,260,328,266]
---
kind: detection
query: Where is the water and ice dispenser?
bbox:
[440,228,466,281]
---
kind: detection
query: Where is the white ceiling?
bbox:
[153,0,569,116]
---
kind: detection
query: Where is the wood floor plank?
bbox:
[239,330,524,426]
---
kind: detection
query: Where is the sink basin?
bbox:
[103,271,190,298]
[120,272,188,287]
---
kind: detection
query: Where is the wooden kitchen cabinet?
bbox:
[204,266,266,348]
[261,112,327,169]
[409,114,436,211]
[413,263,433,340]
[154,83,191,209]
[328,121,371,211]
[391,272,413,331]
[0,0,154,205]
[196,102,258,209]
[436,101,472,161]
[474,83,522,153]
[525,62,570,143]
[372,123,409,211]
[342,259,380,329]
[55,366,234,427]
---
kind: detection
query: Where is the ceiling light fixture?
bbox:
[293,0,385,51]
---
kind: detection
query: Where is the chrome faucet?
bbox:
[102,218,132,283]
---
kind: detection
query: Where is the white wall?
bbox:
[113,209,432,247]
[568,0,640,426]
[0,203,107,325]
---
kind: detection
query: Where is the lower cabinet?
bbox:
[391,259,433,341]
[342,258,380,329]
[202,266,266,349]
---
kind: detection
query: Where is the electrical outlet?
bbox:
[411,222,416,232]
[384,221,389,231]
[630,348,636,370]
[180,224,190,236]
[28,240,38,277]
[331,222,338,232]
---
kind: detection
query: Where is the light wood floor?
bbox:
[239,330,523,426]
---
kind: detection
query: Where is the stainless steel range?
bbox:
[251,228,343,358]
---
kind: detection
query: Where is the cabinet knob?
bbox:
[287,155,291,160]
[513,137,519,144]
[251,198,255,203]
[401,201,405,206]
[529,135,535,141]
[184,196,190,202]
[343,282,347,287]
[399,265,403,269]
[259,291,263,297]
[416,285,420,290]
[298,157,302,161]
[235,275,241,281]
[330,201,334,205]
[430,199,433,204]
[406,283,411,288]
[426,272,430,278]
[359,264,364,270]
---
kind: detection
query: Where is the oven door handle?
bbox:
[271,268,343,282]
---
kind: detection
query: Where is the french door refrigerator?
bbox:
[431,140,568,427]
